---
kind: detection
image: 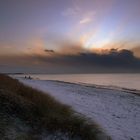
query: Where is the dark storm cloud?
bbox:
[36,48,140,73]
[44,49,55,53]
[0,49,140,73]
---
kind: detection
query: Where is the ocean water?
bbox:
[19,74,140,90]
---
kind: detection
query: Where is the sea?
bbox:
[15,73,140,91]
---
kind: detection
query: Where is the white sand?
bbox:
[18,78,140,140]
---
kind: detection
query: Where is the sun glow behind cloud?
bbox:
[83,35,111,50]
[79,29,112,50]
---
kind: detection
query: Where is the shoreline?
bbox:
[44,79,140,96]
[11,73,140,91]
[15,75,140,96]
[17,77,140,140]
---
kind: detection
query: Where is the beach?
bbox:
[17,77,140,140]
[1,74,107,140]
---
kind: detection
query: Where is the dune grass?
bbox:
[0,74,110,140]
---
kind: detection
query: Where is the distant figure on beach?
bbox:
[24,75,32,79]
[28,76,32,79]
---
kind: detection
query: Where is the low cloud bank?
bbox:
[0,48,140,73]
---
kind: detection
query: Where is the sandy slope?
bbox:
[18,78,140,140]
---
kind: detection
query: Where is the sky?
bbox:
[0,0,140,73]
